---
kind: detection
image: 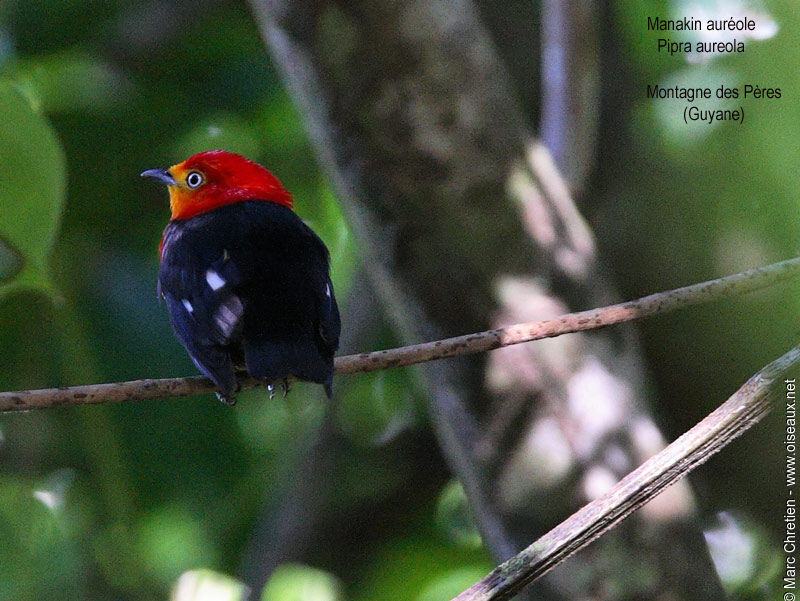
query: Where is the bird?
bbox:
[142,150,340,405]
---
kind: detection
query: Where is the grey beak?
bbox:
[141,168,176,186]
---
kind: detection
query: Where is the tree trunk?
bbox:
[248,1,725,598]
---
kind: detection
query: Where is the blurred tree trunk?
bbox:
[248,1,725,599]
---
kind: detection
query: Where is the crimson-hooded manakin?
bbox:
[142,150,340,405]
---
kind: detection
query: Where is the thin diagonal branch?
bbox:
[2,255,799,413]
[450,341,800,601]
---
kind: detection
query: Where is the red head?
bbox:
[142,150,293,221]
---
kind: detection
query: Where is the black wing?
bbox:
[232,203,340,394]
[318,274,340,355]
[159,220,244,398]
[159,201,341,398]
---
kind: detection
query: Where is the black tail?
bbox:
[244,338,334,399]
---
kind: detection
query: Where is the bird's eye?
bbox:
[186,171,204,189]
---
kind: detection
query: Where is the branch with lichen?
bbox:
[450,340,799,601]
[2,255,799,412]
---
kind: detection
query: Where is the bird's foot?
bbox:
[215,381,240,406]
[266,378,291,400]
[215,391,237,406]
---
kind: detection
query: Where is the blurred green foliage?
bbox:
[0,81,65,300]
[1,1,798,600]
[0,2,489,600]
[262,564,343,601]
[703,512,784,599]
[171,569,249,601]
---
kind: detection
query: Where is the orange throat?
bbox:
[168,185,293,221]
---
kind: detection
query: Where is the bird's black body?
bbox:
[158,200,340,401]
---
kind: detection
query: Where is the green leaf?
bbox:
[434,480,483,550]
[172,569,250,601]
[0,472,84,600]
[135,504,217,585]
[3,51,129,114]
[413,566,491,601]
[350,531,493,601]
[0,81,65,301]
[335,369,416,447]
[262,564,343,601]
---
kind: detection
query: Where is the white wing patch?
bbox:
[325,283,331,298]
[206,269,226,291]
[214,296,244,341]
[182,299,194,313]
